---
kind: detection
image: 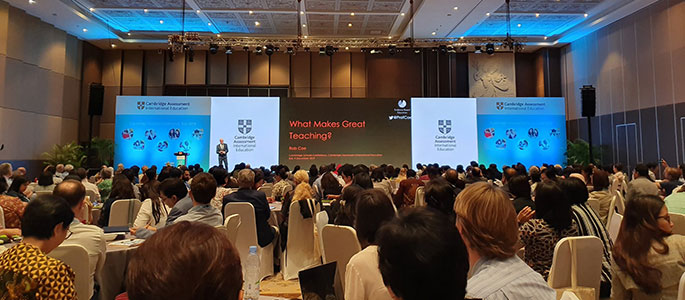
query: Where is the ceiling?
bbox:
[5,0,660,49]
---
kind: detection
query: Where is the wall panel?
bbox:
[291,52,310,97]
[207,52,227,85]
[186,51,206,85]
[350,52,366,98]
[331,52,351,98]
[311,54,331,98]
[270,52,289,86]
[229,51,248,85]
[249,52,269,85]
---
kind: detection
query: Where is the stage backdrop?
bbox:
[209,97,280,169]
[114,96,211,169]
[279,98,411,166]
[411,98,478,167]
[477,97,566,167]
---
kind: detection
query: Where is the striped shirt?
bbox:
[570,203,613,287]
[466,256,556,300]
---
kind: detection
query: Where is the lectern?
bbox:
[174,151,189,166]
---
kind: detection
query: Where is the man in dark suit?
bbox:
[223,168,275,247]
[216,139,228,169]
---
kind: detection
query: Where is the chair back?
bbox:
[586,199,600,218]
[224,202,259,264]
[33,190,53,197]
[85,189,98,203]
[283,199,320,280]
[257,185,273,197]
[108,199,142,227]
[605,196,617,226]
[0,205,4,228]
[608,213,623,243]
[670,212,685,235]
[322,225,361,288]
[561,291,581,300]
[548,236,603,300]
[414,186,426,207]
[614,190,626,215]
[224,213,242,246]
[315,211,329,261]
[48,244,90,300]
[80,196,91,223]
[677,271,685,300]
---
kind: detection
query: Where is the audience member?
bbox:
[53,180,106,299]
[464,167,487,184]
[320,172,343,199]
[176,173,222,226]
[612,194,685,298]
[626,164,659,202]
[658,167,682,197]
[0,163,12,186]
[133,180,169,229]
[0,195,76,299]
[32,171,56,196]
[0,179,25,231]
[98,174,136,227]
[97,168,114,200]
[271,168,293,201]
[444,168,466,191]
[125,222,242,300]
[371,168,393,198]
[589,170,614,224]
[500,167,518,193]
[223,169,275,247]
[345,189,396,300]
[134,178,191,238]
[509,175,536,213]
[335,184,364,226]
[6,176,30,202]
[559,178,613,297]
[76,168,101,203]
[519,181,578,279]
[210,167,231,210]
[392,169,424,208]
[454,182,554,299]
[377,208,469,300]
[353,171,373,189]
[424,177,456,217]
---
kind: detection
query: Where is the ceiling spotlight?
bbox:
[304,35,308,38]
[159,20,164,24]
[196,10,201,13]
[474,46,482,54]
[216,34,221,37]
[400,12,405,16]
[110,43,116,48]
[486,12,490,16]
[265,45,275,56]
[304,47,310,52]
[300,11,304,15]
[447,46,457,53]
[584,13,588,17]
[453,6,458,10]
[544,36,548,40]
[348,23,352,27]
[485,43,495,55]
[143,9,148,13]
[361,48,367,53]
[517,23,521,27]
[127,32,131,36]
[431,31,436,36]
[325,46,336,56]
[413,48,421,54]
[286,47,294,54]
[438,45,447,54]
[255,21,260,26]
[89,7,95,12]
[460,46,467,52]
[243,46,249,52]
[369,49,383,55]
[249,10,254,15]
[345,46,349,50]
[207,22,212,26]
[188,48,194,62]
[209,44,219,54]
[319,47,326,55]
[82,28,88,32]
[29,0,36,4]
[255,47,263,55]
[388,45,398,55]
[535,13,540,17]
[224,46,233,55]
[303,24,307,27]
[350,12,355,16]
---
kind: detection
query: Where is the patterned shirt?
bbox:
[0,195,25,228]
[520,218,578,280]
[0,243,76,299]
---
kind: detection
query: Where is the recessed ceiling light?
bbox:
[584,13,589,17]
[111,44,116,48]
[486,12,490,16]
[453,6,458,10]
[517,23,521,27]
[535,13,540,17]
[300,11,304,15]
[196,10,201,13]
[28,0,36,4]
[207,22,212,26]
[304,35,308,38]
[431,31,436,35]
[89,7,95,12]
[159,20,164,24]
[460,36,464,39]
[400,12,405,16]
[82,28,87,32]
[217,34,221,37]
[544,36,548,40]
[388,36,392,39]
[143,9,148,13]
[255,21,260,26]
[302,24,306,27]
[345,46,349,50]
[350,12,355,16]
[348,23,352,27]
[248,10,254,15]
[127,32,131,36]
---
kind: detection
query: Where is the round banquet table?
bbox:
[97,239,139,300]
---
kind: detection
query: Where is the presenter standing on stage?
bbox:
[217,139,229,169]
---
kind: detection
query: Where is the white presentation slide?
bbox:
[411,98,478,167]
[209,97,280,168]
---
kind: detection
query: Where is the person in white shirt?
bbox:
[55,164,68,179]
[345,189,396,300]
[76,168,101,203]
[453,182,555,300]
[133,180,170,228]
[53,179,106,299]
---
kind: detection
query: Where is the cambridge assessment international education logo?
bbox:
[137,101,145,110]
[238,119,252,134]
[496,102,504,110]
[438,120,452,134]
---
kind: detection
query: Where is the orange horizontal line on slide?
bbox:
[288,153,383,160]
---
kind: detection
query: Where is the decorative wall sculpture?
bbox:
[468,53,517,97]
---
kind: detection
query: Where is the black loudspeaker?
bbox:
[581,85,596,117]
[88,83,104,116]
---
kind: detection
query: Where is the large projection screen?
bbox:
[279,98,411,166]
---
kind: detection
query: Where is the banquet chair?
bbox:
[605,196,617,228]
[282,199,320,280]
[614,190,626,215]
[321,225,361,289]
[315,211,329,262]
[257,185,273,198]
[48,244,90,300]
[80,196,91,223]
[224,202,277,280]
[224,213,242,246]
[0,205,4,228]
[560,291,581,300]
[33,190,53,198]
[608,213,623,243]
[85,189,98,203]
[677,272,685,300]
[108,199,142,227]
[670,212,685,235]
[586,199,601,219]
[548,236,603,300]
[414,186,426,207]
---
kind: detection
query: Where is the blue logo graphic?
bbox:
[145,129,157,140]
[168,128,181,139]
[550,128,561,137]
[506,129,517,139]
[122,129,134,140]
[438,120,452,134]
[495,139,507,149]
[484,128,495,138]
[157,141,168,152]
[528,128,539,138]
[179,140,191,152]
[518,140,529,150]
[238,120,252,134]
[192,129,204,139]
[539,140,550,150]
[132,140,145,150]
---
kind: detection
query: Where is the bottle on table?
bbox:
[244,245,261,300]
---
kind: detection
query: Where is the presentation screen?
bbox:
[209,97,280,169]
[114,96,211,169]
[280,98,411,166]
[477,97,566,167]
[411,98,478,167]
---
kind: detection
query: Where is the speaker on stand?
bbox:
[581,85,596,164]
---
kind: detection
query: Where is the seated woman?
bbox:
[345,189,396,300]
[6,176,31,203]
[133,180,170,229]
[280,170,316,249]
[29,172,56,200]
[612,194,685,299]
[98,174,136,227]
[334,184,364,227]
[371,168,393,199]
[424,177,456,218]
[320,172,343,200]
[97,168,114,200]
[122,221,242,300]
[508,175,536,213]
[519,181,578,279]
[589,170,614,225]
[560,178,614,298]
[0,179,25,232]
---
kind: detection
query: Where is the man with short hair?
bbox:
[76,168,101,203]
[216,139,229,170]
[393,169,424,208]
[0,195,76,299]
[53,180,106,299]
[176,173,222,226]
[134,178,191,239]
[0,162,13,186]
[223,169,275,247]
[626,164,660,202]
[377,208,469,300]
[500,167,518,195]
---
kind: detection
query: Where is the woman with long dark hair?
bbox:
[612,194,685,299]
[133,180,170,229]
[98,174,136,227]
[6,176,30,202]
[519,181,578,279]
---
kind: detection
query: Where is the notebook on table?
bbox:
[298,262,339,300]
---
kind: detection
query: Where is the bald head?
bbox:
[53,180,86,209]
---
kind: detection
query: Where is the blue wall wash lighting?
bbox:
[462,13,587,38]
